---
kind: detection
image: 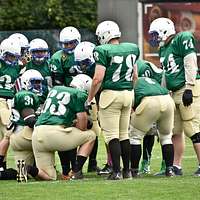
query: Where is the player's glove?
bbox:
[182,89,193,107]
[6,109,20,131]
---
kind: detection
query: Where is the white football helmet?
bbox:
[74,41,95,72]
[9,33,29,50]
[148,17,176,47]
[0,38,21,66]
[9,33,29,61]
[70,74,92,93]
[59,26,81,54]
[96,20,121,45]
[29,38,49,64]
[20,69,44,95]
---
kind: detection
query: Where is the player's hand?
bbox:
[10,109,20,123]
[87,118,93,129]
[182,89,193,107]
[84,101,92,115]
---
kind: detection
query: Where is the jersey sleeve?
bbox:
[93,46,108,67]
[177,32,196,57]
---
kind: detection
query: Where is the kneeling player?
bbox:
[0,70,42,181]
[31,85,96,180]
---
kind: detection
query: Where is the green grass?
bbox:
[1,136,200,200]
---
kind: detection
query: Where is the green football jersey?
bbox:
[13,90,40,126]
[134,77,169,108]
[159,31,197,91]
[26,60,52,104]
[50,50,76,86]
[35,86,87,127]
[94,42,140,91]
[137,59,163,84]
[0,60,20,98]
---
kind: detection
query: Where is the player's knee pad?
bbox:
[159,134,172,145]
[190,132,200,144]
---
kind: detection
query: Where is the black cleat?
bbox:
[70,170,84,180]
[173,166,183,176]
[97,164,113,175]
[87,165,101,173]
[107,172,122,180]
[165,167,175,177]
[16,160,27,183]
[130,168,140,178]
[122,169,132,179]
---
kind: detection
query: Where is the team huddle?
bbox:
[0,17,200,182]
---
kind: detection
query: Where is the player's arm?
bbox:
[75,111,88,131]
[21,108,37,128]
[87,64,105,102]
[184,52,197,88]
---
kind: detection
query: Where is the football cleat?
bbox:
[173,166,183,176]
[165,166,175,177]
[130,168,140,178]
[122,169,132,179]
[97,164,113,175]
[87,165,101,173]
[194,167,200,176]
[107,171,122,180]
[70,170,84,180]
[16,160,27,183]
[139,160,151,174]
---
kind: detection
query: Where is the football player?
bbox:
[50,26,81,86]
[130,77,175,177]
[30,85,96,180]
[0,38,21,171]
[9,33,30,68]
[9,70,42,182]
[26,38,52,104]
[74,42,101,173]
[149,17,200,176]
[87,20,140,180]
[49,27,82,177]
[70,74,101,175]
[136,59,162,174]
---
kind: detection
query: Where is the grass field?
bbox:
[1,135,200,200]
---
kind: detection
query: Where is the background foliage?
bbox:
[0,0,97,31]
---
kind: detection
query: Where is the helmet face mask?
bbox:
[60,39,80,54]
[0,38,21,66]
[96,21,121,45]
[20,70,44,95]
[29,38,49,65]
[74,41,95,72]
[59,26,81,54]
[149,17,176,47]
[76,58,94,72]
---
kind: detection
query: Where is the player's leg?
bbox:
[158,95,175,177]
[98,90,122,180]
[119,92,133,179]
